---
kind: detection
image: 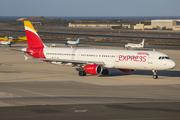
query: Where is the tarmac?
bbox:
[0,43,180,120]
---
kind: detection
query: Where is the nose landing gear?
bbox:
[152,70,158,79]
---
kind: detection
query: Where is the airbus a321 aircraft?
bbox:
[22,21,176,79]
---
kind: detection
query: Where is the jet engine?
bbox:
[119,69,135,73]
[85,64,102,75]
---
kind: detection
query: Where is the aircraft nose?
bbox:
[168,60,176,69]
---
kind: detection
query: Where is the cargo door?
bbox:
[77,52,81,59]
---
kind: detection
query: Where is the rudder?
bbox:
[24,21,45,48]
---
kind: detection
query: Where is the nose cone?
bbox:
[168,60,176,69]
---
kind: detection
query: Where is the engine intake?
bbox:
[85,64,102,75]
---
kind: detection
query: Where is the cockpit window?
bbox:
[158,56,170,60]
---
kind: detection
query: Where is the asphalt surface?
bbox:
[0,28,180,120]
[43,38,180,50]
[1,102,180,120]
[1,28,180,41]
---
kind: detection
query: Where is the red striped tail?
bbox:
[24,21,45,48]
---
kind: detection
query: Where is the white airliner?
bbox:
[22,21,176,79]
[125,39,145,49]
[0,37,13,46]
[65,38,80,46]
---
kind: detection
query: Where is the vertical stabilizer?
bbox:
[24,21,45,48]
[141,39,145,47]
[75,38,80,44]
[7,37,12,45]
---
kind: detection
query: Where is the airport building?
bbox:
[134,19,180,30]
[134,22,153,30]
[68,23,120,28]
[152,19,180,30]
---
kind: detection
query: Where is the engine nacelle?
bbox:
[85,64,102,75]
[119,69,135,73]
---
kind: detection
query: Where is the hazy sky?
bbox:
[0,0,180,17]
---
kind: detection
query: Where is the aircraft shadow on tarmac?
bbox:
[76,68,180,77]
[102,69,180,78]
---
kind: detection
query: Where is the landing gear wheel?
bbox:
[79,70,86,76]
[152,70,158,79]
[83,71,86,76]
[79,71,83,76]
[153,75,158,79]
[101,69,109,75]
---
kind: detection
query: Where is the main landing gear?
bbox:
[79,70,86,76]
[152,70,158,79]
[78,68,109,76]
[101,69,109,75]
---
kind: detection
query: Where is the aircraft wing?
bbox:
[35,58,104,65]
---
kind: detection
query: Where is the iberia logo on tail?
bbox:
[24,21,45,48]
[23,21,46,58]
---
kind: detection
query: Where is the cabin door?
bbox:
[147,52,154,64]
[77,52,81,59]
[115,53,119,62]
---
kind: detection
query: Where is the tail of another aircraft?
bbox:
[75,38,80,44]
[141,39,145,47]
[7,37,12,45]
[24,21,45,48]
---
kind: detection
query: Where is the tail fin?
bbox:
[24,21,45,48]
[7,37,12,44]
[141,39,145,47]
[75,38,80,44]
